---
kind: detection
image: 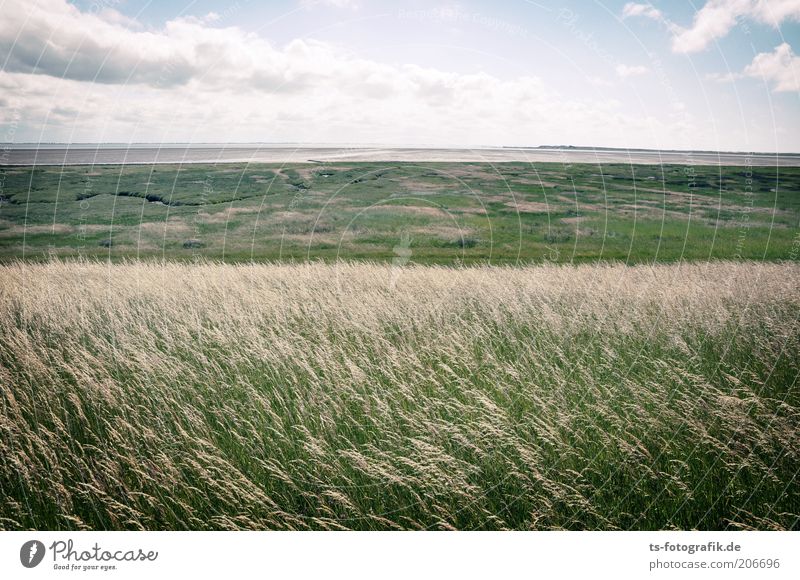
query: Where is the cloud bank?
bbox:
[0,0,698,148]
[0,0,794,151]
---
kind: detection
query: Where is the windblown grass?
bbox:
[1,260,798,530]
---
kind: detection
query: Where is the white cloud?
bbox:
[621,3,664,20]
[0,1,194,86]
[704,43,800,92]
[743,42,800,91]
[624,0,800,53]
[0,0,701,149]
[671,0,750,53]
[751,0,800,25]
[0,0,379,92]
[95,7,144,29]
[615,64,650,77]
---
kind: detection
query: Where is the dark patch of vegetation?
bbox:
[544,229,572,244]
[456,237,479,248]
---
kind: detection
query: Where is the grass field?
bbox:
[1,162,799,263]
[1,260,798,530]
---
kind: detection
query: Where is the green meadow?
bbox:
[1,162,798,263]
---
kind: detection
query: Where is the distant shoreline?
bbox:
[4,143,800,155]
[2,145,799,167]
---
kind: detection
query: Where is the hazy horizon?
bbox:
[4,142,800,155]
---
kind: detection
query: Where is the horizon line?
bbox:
[3,143,800,156]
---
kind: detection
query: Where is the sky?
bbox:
[0,0,798,151]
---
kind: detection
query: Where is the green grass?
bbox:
[1,161,798,531]
[1,260,798,530]
[1,162,798,263]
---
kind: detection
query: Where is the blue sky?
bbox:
[2,0,799,151]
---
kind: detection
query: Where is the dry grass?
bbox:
[0,260,798,530]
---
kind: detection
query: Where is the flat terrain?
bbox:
[1,162,798,263]
[4,146,800,166]
[1,261,798,530]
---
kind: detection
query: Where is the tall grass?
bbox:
[0,260,798,530]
